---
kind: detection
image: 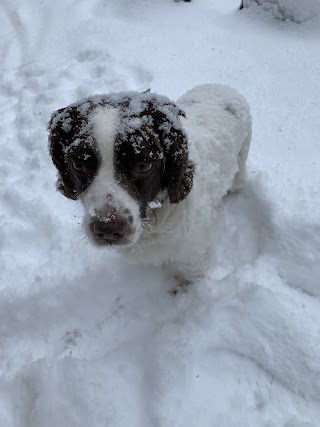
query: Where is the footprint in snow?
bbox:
[62,329,82,354]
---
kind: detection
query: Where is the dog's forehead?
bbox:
[91,106,119,163]
[90,105,160,161]
[50,91,186,157]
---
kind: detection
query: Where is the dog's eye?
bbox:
[71,160,87,173]
[137,162,153,173]
[132,162,154,179]
[133,162,154,178]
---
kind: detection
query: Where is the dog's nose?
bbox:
[92,218,126,241]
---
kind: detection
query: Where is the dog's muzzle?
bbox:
[89,204,135,246]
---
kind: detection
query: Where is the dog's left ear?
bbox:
[147,102,195,204]
[155,102,195,203]
[162,123,195,204]
[142,100,194,204]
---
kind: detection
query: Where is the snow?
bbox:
[0,0,320,426]
[148,200,163,209]
[242,0,320,23]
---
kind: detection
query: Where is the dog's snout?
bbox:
[89,202,134,245]
[92,216,126,242]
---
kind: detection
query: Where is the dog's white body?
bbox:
[123,84,252,279]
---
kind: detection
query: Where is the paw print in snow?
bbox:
[62,329,82,354]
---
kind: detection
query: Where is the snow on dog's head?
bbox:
[48,91,194,247]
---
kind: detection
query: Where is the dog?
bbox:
[48,84,252,283]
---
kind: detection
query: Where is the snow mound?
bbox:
[242,0,320,23]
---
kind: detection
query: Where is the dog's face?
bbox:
[48,92,194,247]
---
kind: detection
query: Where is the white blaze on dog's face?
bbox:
[81,105,159,246]
[48,91,194,247]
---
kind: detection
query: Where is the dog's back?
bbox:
[178,84,251,196]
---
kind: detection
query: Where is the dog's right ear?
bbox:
[48,108,79,200]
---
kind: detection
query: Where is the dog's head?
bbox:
[48,91,194,247]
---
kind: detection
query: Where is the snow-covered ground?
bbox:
[242,0,320,23]
[1,0,320,425]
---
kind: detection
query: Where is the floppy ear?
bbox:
[48,107,79,200]
[146,102,194,204]
[162,124,195,204]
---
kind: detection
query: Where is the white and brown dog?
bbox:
[49,84,251,282]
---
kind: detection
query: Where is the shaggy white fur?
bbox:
[123,84,252,281]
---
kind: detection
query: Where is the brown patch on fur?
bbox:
[48,91,195,206]
[48,104,98,200]
[129,99,194,204]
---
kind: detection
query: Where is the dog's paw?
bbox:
[169,272,192,296]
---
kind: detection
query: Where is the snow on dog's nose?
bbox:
[90,203,134,245]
